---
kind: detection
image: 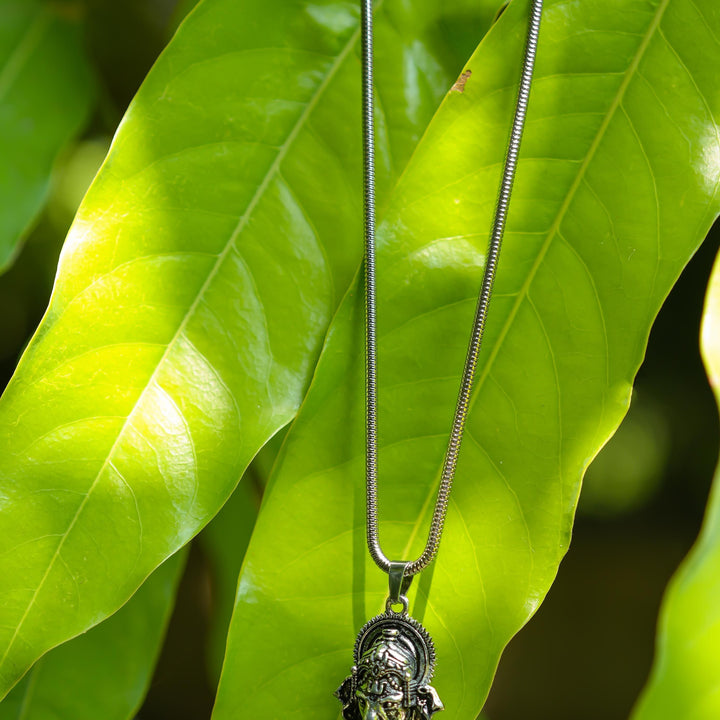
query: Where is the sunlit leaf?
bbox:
[0,552,184,720]
[201,477,260,685]
[213,0,720,718]
[630,247,720,720]
[200,425,287,684]
[0,0,95,272]
[0,0,499,698]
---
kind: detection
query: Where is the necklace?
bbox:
[336,1,543,717]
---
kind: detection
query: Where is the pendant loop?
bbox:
[388,560,412,607]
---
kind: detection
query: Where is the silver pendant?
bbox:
[336,564,443,719]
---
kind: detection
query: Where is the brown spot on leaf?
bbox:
[451,69,472,93]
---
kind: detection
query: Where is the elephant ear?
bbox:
[418,684,444,719]
[334,675,359,720]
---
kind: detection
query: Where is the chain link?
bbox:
[363,0,544,576]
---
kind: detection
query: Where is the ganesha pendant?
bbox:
[335,596,444,720]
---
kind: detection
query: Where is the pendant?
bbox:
[335,564,444,719]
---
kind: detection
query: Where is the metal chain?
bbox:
[363,0,544,576]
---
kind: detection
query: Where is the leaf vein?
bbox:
[467,0,672,417]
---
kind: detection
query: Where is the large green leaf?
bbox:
[202,473,261,685]
[213,0,720,717]
[0,0,95,272]
[201,425,286,684]
[630,248,720,720]
[167,0,201,36]
[0,0,499,698]
[0,552,184,720]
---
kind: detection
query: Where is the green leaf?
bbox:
[0,552,184,720]
[202,475,261,685]
[167,0,200,36]
[0,0,95,272]
[0,0,498,698]
[630,248,720,720]
[201,426,289,684]
[213,0,720,718]
[201,426,285,685]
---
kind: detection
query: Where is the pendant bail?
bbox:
[388,561,412,608]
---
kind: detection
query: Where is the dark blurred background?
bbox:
[0,1,717,718]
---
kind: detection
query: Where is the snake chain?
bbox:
[362,0,544,576]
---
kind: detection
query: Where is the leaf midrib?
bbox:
[399,0,673,566]
[0,7,372,676]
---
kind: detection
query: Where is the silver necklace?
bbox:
[336,1,543,717]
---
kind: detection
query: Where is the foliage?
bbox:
[630,252,720,720]
[0,553,184,720]
[0,0,718,718]
[0,0,95,271]
[214,0,720,716]
[0,0,499,706]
